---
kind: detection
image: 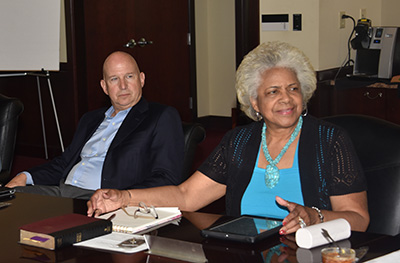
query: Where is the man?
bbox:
[6,51,184,199]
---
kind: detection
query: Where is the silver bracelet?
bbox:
[312,206,324,223]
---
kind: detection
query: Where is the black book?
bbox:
[19,213,112,250]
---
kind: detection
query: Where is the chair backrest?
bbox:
[182,122,206,180]
[322,114,400,236]
[0,94,24,184]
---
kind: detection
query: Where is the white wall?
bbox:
[195,0,236,117]
[319,0,381,69]
[381,0,400,26]
[260,0,400,71]
[259,0,320,68]
[195,0,210,117]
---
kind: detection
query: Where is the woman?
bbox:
[87,41,369,234]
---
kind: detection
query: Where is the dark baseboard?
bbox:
[196,116,233,130]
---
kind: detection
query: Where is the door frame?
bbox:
[233,0,259,126]
[188,0,197,120]
[235,0,260,68]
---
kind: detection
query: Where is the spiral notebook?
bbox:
[97,206,182,234]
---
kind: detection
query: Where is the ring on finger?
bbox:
[298,216,306,228]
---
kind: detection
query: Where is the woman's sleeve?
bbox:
[197,130,233,185]
[328,128,367,195]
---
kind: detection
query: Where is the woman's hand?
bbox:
[87,189,130,217]
[275,196,319,235]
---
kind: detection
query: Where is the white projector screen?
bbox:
[0,0,61,71]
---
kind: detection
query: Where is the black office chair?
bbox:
[323,114,400,236]
[182,122,206,180]
[0,94,24,185]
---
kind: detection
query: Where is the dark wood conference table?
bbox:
[1,192,399,262]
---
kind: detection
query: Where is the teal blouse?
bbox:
[241,142,304,218]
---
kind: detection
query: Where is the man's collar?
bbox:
[105,105,132,118]
[105,97,148,118]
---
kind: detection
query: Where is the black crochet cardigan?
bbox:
[198,115,367,216]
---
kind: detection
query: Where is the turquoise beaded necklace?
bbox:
[261,116,303,188]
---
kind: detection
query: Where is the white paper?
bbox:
[0,0,61,70]
[74,232,148,254]
[98,207,182,234]
[295,218,351,249]
[364,249,400,262]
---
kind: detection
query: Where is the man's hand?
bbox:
[87,189,128,217]
[5,173,27,188]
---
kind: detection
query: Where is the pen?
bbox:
[152,206,159,219]
[106,213,116,221]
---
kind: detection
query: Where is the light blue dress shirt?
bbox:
[25,106,130,190]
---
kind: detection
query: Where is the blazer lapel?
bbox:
[84,109,107,142]
[108,98,149,150]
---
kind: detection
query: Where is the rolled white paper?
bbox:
[295,218,351,249]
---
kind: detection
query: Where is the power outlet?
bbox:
[360,8,367,19]
[339,11,346,29]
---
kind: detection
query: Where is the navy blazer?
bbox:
[28,98,185,189]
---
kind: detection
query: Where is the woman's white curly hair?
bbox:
[236,41,316,121]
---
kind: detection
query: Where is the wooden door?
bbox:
[83,0,194,121]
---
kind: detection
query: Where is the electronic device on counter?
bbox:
[351,23,400,79]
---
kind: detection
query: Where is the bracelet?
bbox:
[312,206,324,223]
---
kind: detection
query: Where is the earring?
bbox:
[256,111,262,120]
[302,108,308,117]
